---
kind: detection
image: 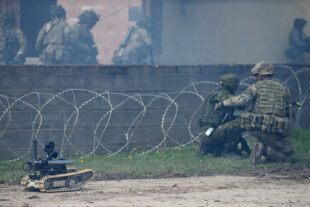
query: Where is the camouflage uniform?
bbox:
[285,18,310,63]
[112,16,154,64]
[36,5,71,64]
[69,10,99,64]
[0,11,7,64]
[221,62,294,163]
[197,74,250,157]
[0,11,27,64]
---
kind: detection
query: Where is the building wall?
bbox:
[0,64,308,159]
[58,0,141,64]
[158,0,310,64]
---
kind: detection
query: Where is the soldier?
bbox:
[197,73,251,158]
[36,5,71,64]
[112,16,154,64]
[3,11,27,64]
[0,10,7,64]
[285,18,310,63]
[215,62,294,164]
[69,10,100,64]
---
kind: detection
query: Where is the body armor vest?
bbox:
[254,79,287,117]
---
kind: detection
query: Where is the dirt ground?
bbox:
[1,168,310,207]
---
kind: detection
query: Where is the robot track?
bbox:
[21,169,94,192]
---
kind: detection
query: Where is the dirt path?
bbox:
[1,173,310,207]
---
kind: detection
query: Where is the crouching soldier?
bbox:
[197,73,251,158]
[215,62,294,164]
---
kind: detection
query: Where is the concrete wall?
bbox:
[158,0,310,64]
[0,64,308,159]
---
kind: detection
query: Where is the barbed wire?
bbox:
[0,65,308,162]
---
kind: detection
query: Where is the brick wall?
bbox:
[58,0,142,64]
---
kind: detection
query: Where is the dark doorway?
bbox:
[20,0,56,57]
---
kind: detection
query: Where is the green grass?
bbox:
[1,129,310,184]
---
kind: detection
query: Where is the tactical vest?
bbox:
[253,79,287,117]
[45,21,68,45]
[240,79,290,136]
[198,87,233,128]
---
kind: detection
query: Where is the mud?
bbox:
[0,167,310,207]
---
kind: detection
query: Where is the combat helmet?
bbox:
[251,61,274,76]
[219,73,239,91]
[50,5,66,20]
[78,10,100,29]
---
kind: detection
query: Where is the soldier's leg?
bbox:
[250,141,266,165]
[210,119,246,156]
[255,132,294,156]
[197,127,213,157]
[266,146,293,162]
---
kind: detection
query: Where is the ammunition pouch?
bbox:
[240,112,290,136]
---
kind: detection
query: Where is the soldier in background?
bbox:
[0,10,7,64]
[36,5,71,65]
[197,73,250,158]
[1,11,27,64]
[112,16,154,64]
[69,10,100,65]
[215,62,294,164]
[285,18,310,63]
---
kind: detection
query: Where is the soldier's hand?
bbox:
[214,102,224,111]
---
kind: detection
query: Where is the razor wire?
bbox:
[0,65,309,161]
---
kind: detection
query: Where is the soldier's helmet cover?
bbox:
[78,10,100,28]
[50,5,66,19]
[219,73,240,91]
[251,61,274,76]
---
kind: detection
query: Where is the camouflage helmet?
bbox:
[219,73,240,90]
[251,62,274,76]
[50,5,66,19]
[78,10,100,28]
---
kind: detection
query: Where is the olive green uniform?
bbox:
[68,23,98,64]
[36,19,72,64]
[112,17,154,64]
[197,74,250,157]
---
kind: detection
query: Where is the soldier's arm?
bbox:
[15,28,27,55]
[36,24,47,52]
[222,84,257,108]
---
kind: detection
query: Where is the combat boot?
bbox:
[250,142,264,165]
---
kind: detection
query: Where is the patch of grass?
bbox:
[0,160,24,184]
[1,129,310,183]
[289,129,310,166]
